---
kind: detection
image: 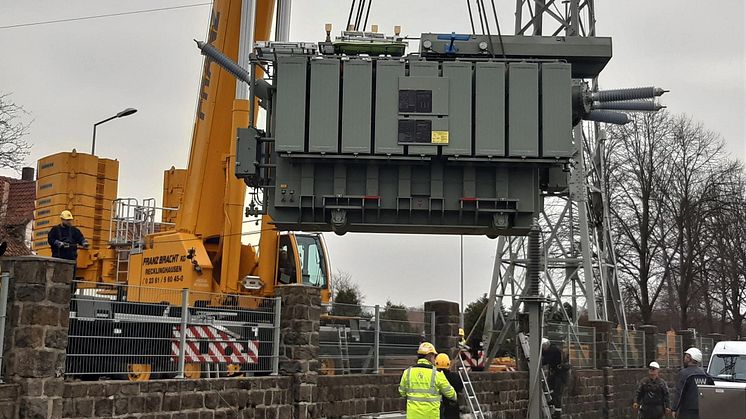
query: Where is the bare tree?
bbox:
[329,269,365,317]
[707,164,746,335]
[606,112,744,333]
[656,115,730,330]
[0,94,32,171]
[606,112,675,324]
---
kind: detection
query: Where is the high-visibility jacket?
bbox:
[398,359,457,418]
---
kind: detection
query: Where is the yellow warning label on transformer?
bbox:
[431,131,449,144]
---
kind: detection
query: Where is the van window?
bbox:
[709,354,746,382]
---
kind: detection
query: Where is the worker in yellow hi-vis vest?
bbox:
[399,342,457,418]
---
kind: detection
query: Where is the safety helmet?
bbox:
[60,210,74,220]
[458,328,465,337]
[648,361,661,369]
[541,338,550,349]
[684,347,703,363]
[417,342,437,356]
[435,353,451,369]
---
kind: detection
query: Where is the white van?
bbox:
[707,341,746,385]
[699,341,746,418]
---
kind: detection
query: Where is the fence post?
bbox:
[593,328,597,369]
[176,288,189,379]
[430,311,436,342]
[272,296,282,375]
[623,327,629,368]
[374,304,380,374]
[0,272,9,383]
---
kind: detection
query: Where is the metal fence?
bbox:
[696,336,715,367]
[609,328,646,368]
[655,333,683,368]
[66,280,281,380]
[319,302,435,375]
[545,323,596,369]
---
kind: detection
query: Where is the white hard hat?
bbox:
[541,338,550,349]
[648,361,660,369]
[685,347,703,363]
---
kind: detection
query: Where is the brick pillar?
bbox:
[638,325,658,366]
[677,329,695,352]
[1,256,73,419]
[589,320,613,368]
[276,284,321,419]
[423,300,459,357]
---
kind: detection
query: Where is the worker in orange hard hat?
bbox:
[398,342,456,418]
[47,210,89,285]
[435,353,463,419]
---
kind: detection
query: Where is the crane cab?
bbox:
[274,232,331,302]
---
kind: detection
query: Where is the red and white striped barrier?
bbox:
[460,348,485,371]
[171,325,259,364]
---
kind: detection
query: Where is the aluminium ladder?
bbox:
[337,326,351,374]
[457,351,485,418]
[518,332,554,418]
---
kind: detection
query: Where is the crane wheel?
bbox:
[319,358,336,376]
[127,364,152,381]
[184,363,201,379]
[226,364,242,376]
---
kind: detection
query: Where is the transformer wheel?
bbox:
[319,358,336,376]
[127,364,152,381]
[226,364,242,377]
[184,363,201,379]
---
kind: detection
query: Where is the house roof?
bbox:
[0,175,36,256]
[3,177,36,225]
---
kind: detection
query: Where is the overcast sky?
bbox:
[1,0,744,309]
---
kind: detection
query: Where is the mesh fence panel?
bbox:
[66,281,279,379]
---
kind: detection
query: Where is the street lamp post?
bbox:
[91,108,138,155]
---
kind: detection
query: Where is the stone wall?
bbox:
[0,257,695,419]
[0,385,19,419]
[61,377,292,419]
[1,256,73,418]
[317,375,404,418]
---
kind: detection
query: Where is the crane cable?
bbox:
[465,0,476,35]
[490,0,508,59]
[0,2,211,30]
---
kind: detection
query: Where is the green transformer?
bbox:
[238,33,613,236]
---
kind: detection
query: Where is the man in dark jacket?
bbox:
[435,353,463,419]
[542,338,570,419]
[673,347,709,419]
[633,361,671,419]
[47,210,88,284]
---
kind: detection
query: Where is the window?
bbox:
[295,234,328,289]
[708,354,746,382]
[276,236,296,285]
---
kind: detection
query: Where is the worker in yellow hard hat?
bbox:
[47,210,89,284]
[398,342,456,418]
[435,353,463,419]
[458,328,467,347]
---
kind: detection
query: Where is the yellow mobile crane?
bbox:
[123,0,331,307]
[36,0,331,380]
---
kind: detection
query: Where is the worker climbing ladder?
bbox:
[518,333,554,418]
[457,354,485,418]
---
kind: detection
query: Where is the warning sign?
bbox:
[431,130,449,144]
